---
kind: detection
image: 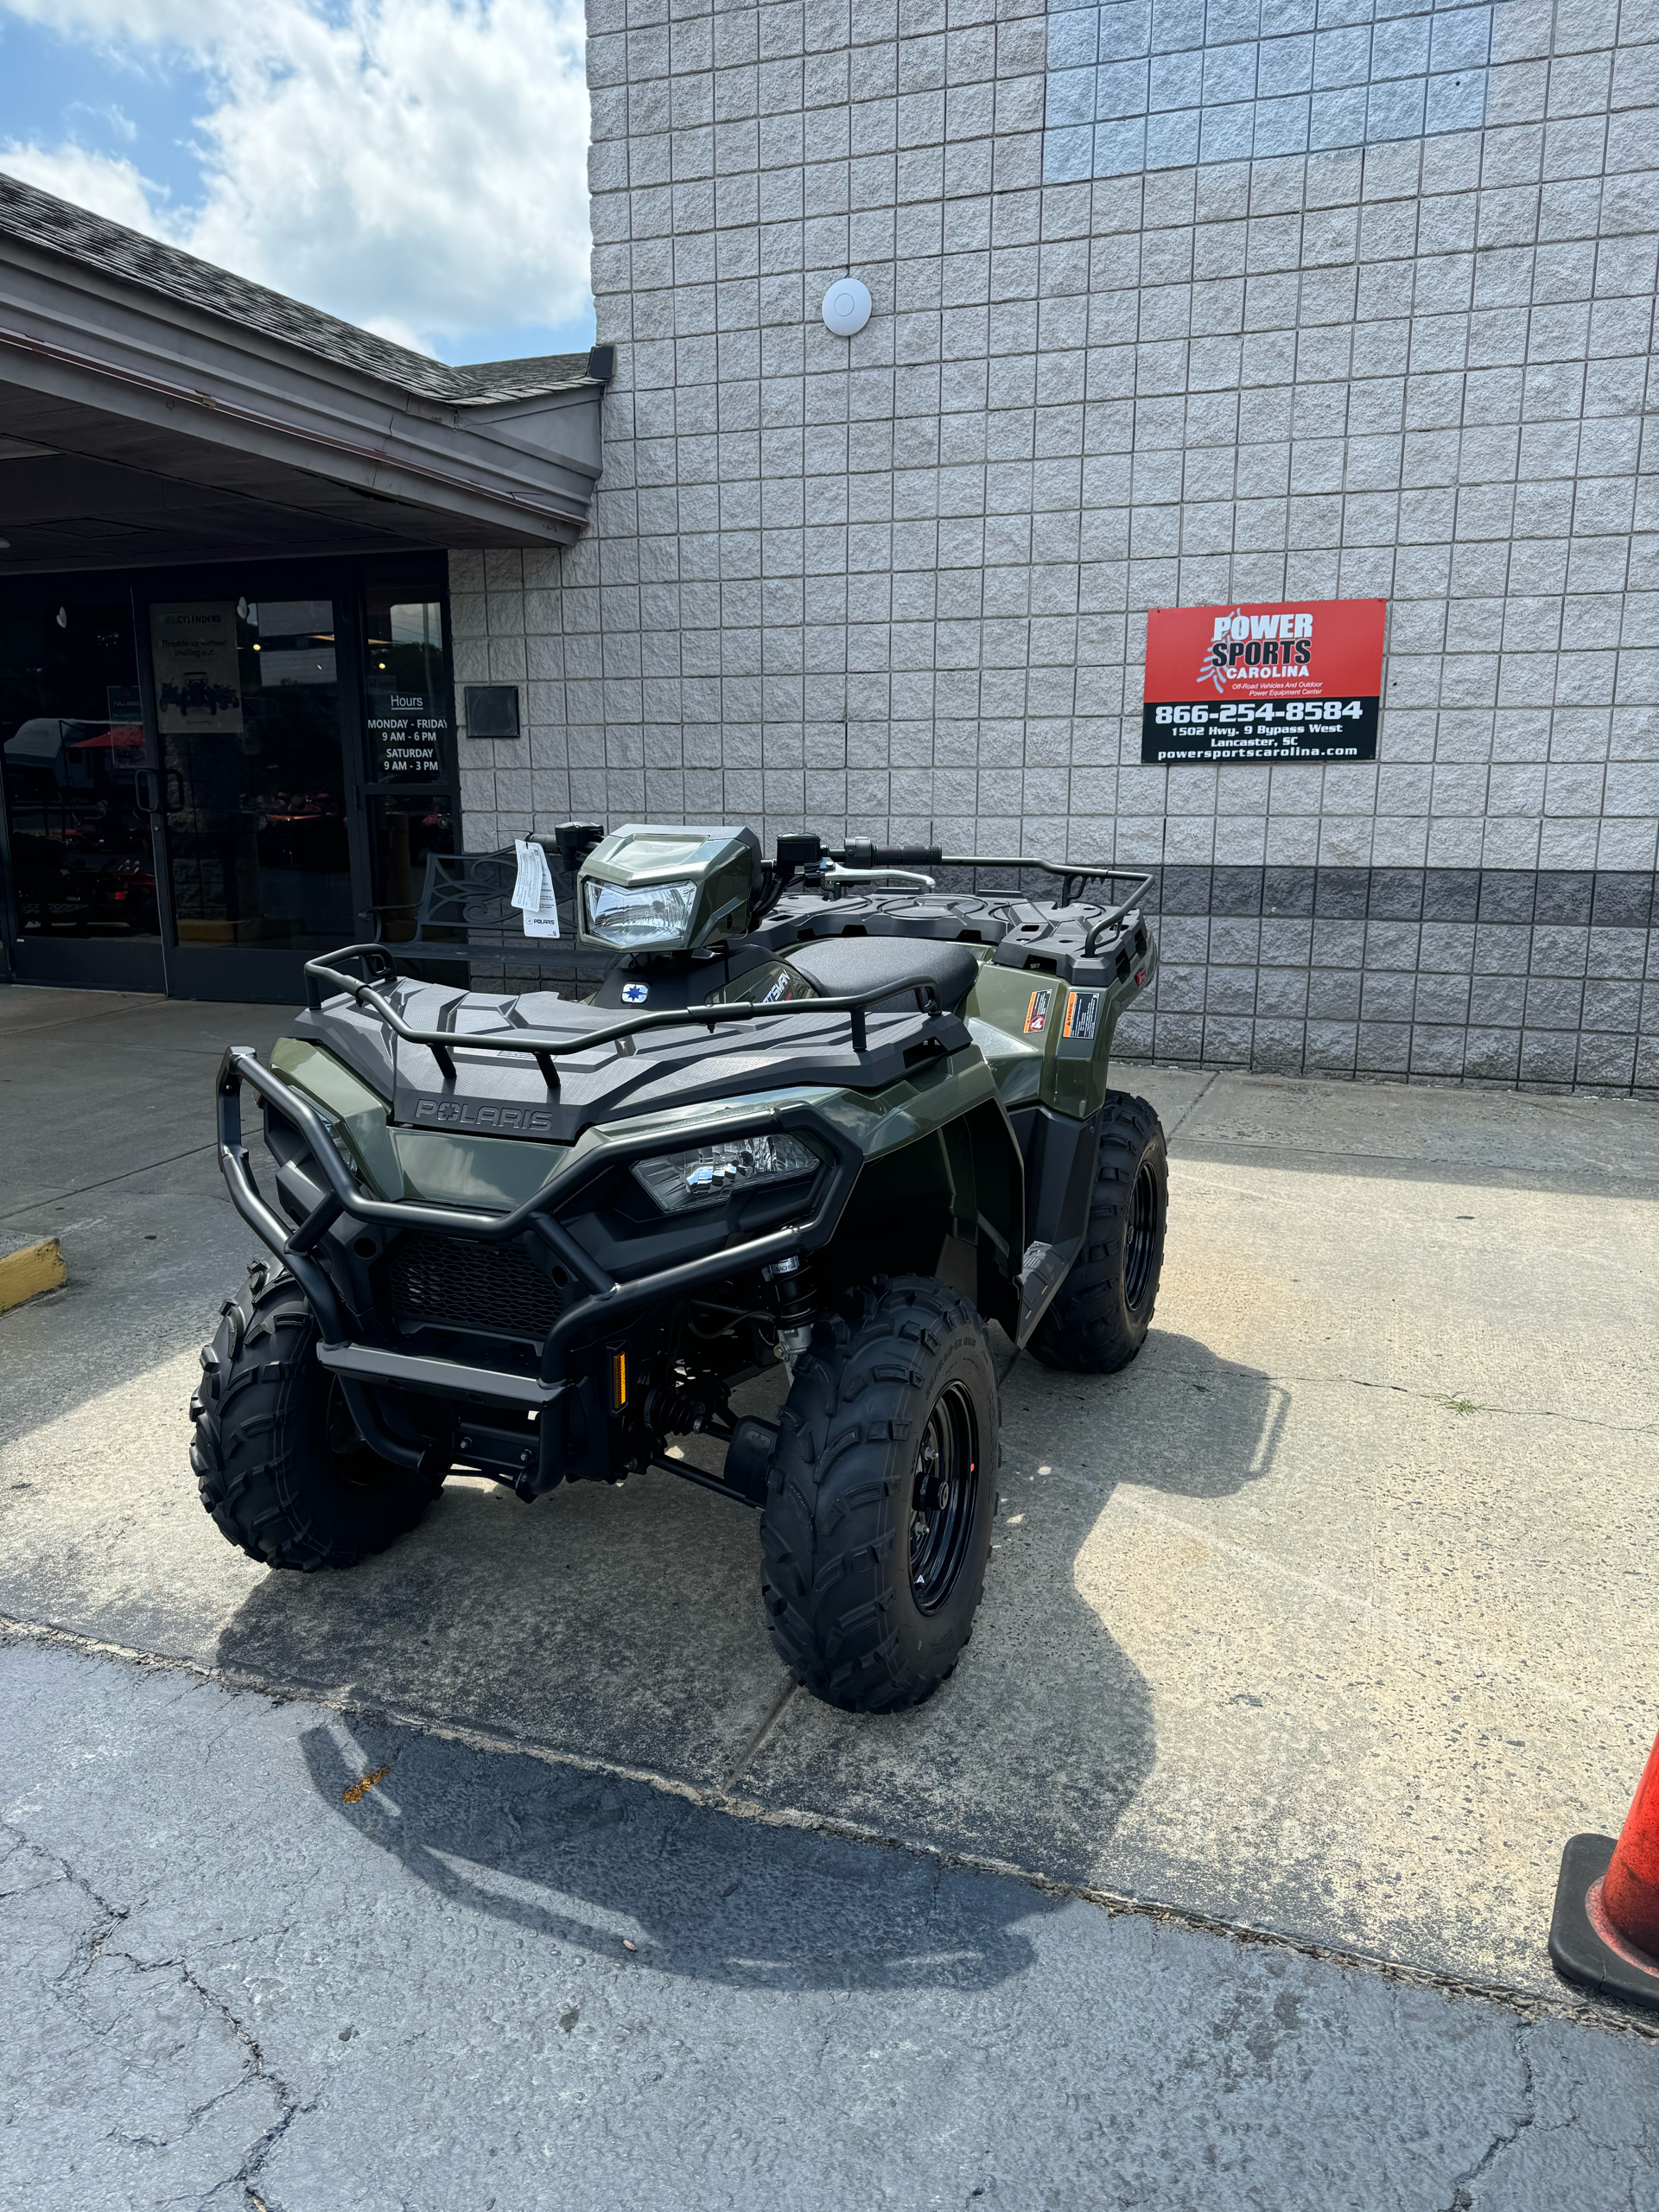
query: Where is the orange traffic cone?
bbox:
[1550,1728,1659,2010]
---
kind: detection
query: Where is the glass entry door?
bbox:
[360,575,460,962]
[149,593,358,996]
[0,591,166,992]
[1,556,458,1001]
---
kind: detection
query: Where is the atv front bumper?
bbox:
[215,1045,863,1494]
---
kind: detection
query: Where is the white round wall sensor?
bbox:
[822,277,872,337]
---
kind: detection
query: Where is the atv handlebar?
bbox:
[839,841,943,868]
[546,821,1152,917]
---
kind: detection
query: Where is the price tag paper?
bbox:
[511,840,562,938]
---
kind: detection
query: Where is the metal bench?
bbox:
[370,847,607,996]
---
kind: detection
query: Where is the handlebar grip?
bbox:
[843,841,943,868]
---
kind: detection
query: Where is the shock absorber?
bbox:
[765,1254,816,1375]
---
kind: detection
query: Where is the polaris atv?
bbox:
[194,825,1167,1712]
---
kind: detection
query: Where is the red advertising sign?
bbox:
[1141,598,1386,764]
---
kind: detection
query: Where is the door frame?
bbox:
[129,577,179,995]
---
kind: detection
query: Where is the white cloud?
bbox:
[66,101,138,144]
[0,0,593,361]
[0,142,169,234]
[2,0,243,34]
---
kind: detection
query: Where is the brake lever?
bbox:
[821,861,937,891]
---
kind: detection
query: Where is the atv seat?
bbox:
[785,933,982,1011]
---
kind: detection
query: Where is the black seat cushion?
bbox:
[785,933,982,1010]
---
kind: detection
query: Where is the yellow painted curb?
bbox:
[0,1236,67,1314]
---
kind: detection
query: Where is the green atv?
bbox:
[194,825,1167,1712]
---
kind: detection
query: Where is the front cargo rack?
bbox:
[214,1040,870,1491]
[302,943,954,1091]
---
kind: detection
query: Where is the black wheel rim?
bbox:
[1123,1158,1160,1312]
[907,1382,980,1614]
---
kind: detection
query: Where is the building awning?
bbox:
[0,172,610,575]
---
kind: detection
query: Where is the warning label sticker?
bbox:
[1023,988,1052,1035]
[1063,989,1100,1041]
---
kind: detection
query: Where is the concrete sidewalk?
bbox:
[3,982,1657,2201]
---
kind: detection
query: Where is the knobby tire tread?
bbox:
[189,1262,442,1571]
[1029,1090,1167,1375]
[760,1276,998,1713]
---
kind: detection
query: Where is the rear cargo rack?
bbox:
[303,944,951,1090]
[938,858,1153,918]
[825,843,1151,918]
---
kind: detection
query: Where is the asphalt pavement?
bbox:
[9,1635,1659,2212]
[3,983,1657,2209]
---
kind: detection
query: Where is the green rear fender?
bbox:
[965,947,1155,1120]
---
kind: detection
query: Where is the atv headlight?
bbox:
[632,1134,818,1213]
[582,876,697,949]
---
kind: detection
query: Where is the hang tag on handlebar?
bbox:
[512,839,562,939]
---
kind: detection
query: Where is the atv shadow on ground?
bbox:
[216,1326,1281,1984]
[296,1713,1053,1993]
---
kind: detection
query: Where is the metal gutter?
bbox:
[0,321,593,530]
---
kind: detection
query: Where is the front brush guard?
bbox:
[215,1044,865,1492]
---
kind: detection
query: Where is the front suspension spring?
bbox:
[764,1253,815,1329]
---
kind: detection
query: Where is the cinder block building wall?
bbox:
[450,0,1659,1092]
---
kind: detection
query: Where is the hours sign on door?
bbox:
[1141,598,1386,764]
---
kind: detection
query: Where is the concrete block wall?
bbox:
[449,0,1659,1092]
[1045,0,1496,185]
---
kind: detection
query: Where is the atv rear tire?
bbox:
[760,1277,999,1713]
[189,1262,444,1570]
[1029,1092,1167,1374]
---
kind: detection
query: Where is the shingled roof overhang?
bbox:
[0,173,608,575]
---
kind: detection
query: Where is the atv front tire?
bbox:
[760,1277,999,1713]
[1029,1092,1167,1374]
[190,1262,444,1569]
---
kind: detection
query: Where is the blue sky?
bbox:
[0,0,595,366]
[0,14,208,210]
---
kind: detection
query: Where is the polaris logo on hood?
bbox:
[410,1097,556,1136]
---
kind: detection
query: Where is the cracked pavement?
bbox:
[3,987,1658,2206]
[3,1806,296,2210]
[5,1638,1657,2212]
